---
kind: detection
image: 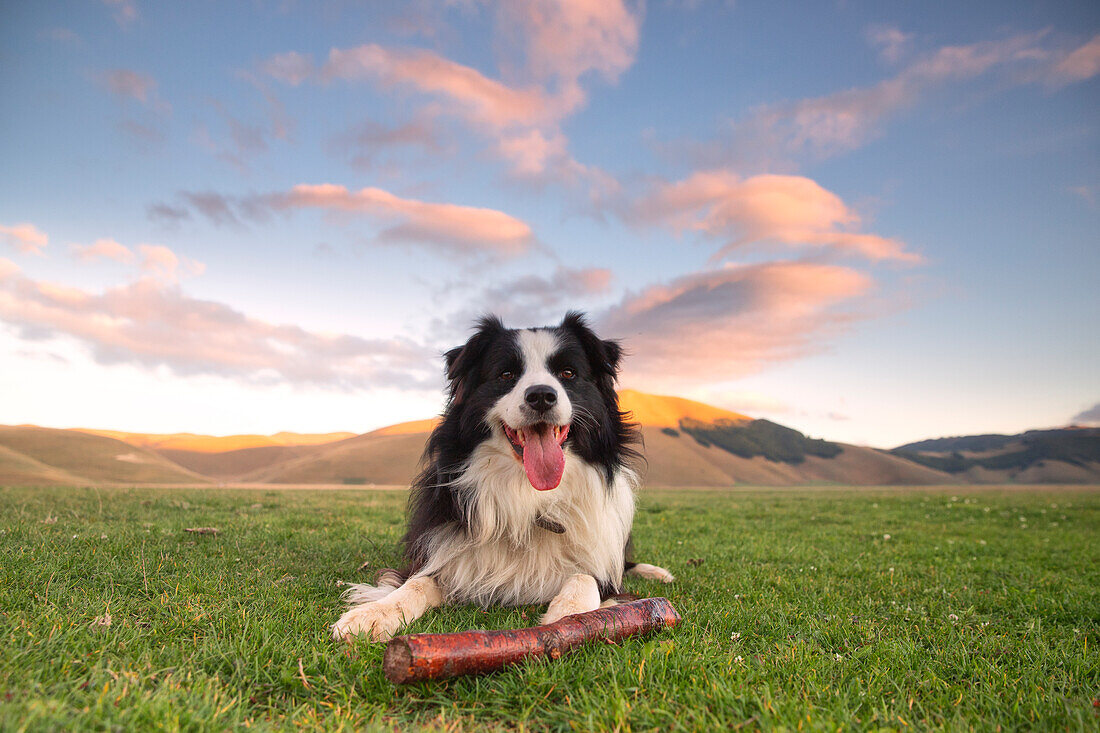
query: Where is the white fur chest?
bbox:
[417,441,636,606]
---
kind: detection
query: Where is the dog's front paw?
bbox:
[540,574,600,625]
[331,602,405,643]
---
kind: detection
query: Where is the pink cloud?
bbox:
[669,32,1053,165]
[494,0,641,104]
[0,264,434,390]
[72,238,135,263]
[320,44,556,129]
[263,1,641,188]
[262,51,315,86]
[101,69,157,102]
[0,222,49,255]
[866,24,913,64]
[137,244,205,280]
[632,170,919,263]
[102,0,137,28]
[1050,33,1100,85]
[494,129,619,198]
[274,183,533,256]
[599,261,874,384]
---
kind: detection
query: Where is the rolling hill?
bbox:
[0,426,209,486]
[4,392,1097,487]
[892,427,1100,484]
[131,391,953,488]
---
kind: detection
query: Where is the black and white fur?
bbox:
[332,312,673,642]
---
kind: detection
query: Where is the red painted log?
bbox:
[383,597,681,683]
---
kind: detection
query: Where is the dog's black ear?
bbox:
[444,315,506,403]
[560,310,622,383]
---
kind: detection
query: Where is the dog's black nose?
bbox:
[524,385,557,412]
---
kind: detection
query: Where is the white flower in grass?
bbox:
[883,534,891,540]
[948,614,959,622]
[734,655,744,663]
[834,653,843,661]
[731,632,741,640]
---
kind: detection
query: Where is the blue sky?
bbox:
[1,0,1097,447]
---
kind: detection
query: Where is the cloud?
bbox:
[1072,402,1100,425]
[493,0,642,104]
[263,1,641,189]
[263,51,315,86]
[327,117,443,171]
[865,25,913,64]
[630,170,919,263]
[152,183,532,256]
[146,202,191,226]
[1068,185,1095,208]
[179,191,243,227]
[0,260,435,390]
[101,69,157,103]
[70,239,203,280]
[428,265,614,344]
[102,0,138,28]
[137,244,205,280]
[319,43,558,129]
[666,32,1055,166]
[750,34,1047,158]
[478,265,612,327]
[598,261,874,384]
[1050,33,1100,85]
[270,183,534,256]
[494,129,620,199]
[117,118,164,140]
[1,223,49,255]
[71,239,135,263]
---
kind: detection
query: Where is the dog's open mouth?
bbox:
[502,422,570,491]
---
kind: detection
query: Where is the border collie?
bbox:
[333,312,673,642]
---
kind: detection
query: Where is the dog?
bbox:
[332,311,673,642]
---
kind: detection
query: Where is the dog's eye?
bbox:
[499,371,516,381]
[558,368,576,380]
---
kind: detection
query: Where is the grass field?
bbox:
[1,485,1098,731]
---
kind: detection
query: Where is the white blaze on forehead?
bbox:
[517,329,559,383]
[491,328,572,428]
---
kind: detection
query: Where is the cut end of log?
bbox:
[382,638,415,684]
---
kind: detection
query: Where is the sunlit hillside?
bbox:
[4,391,1097,487]
[618,389,751,427]
[79,430,357,453]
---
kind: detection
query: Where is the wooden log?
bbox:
[383,597,680,683]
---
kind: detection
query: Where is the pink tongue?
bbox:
[522,427,565,491]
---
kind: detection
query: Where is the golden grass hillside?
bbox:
[8,391,1096,487]
[0,426,208,485]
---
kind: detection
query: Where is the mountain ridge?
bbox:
[2,392,1097,487]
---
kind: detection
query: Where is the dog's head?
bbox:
[439,311,632,491]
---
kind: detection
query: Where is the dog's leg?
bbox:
[540,573,601,625]
[331,575,442,643]
[626,563,675,583]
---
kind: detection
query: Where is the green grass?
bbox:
[1,486,1098,731]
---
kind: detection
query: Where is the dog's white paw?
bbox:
[627,563,675,583]
[541,574,600,625]
[331,602,405,643]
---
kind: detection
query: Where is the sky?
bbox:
[1,0,1098,448]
